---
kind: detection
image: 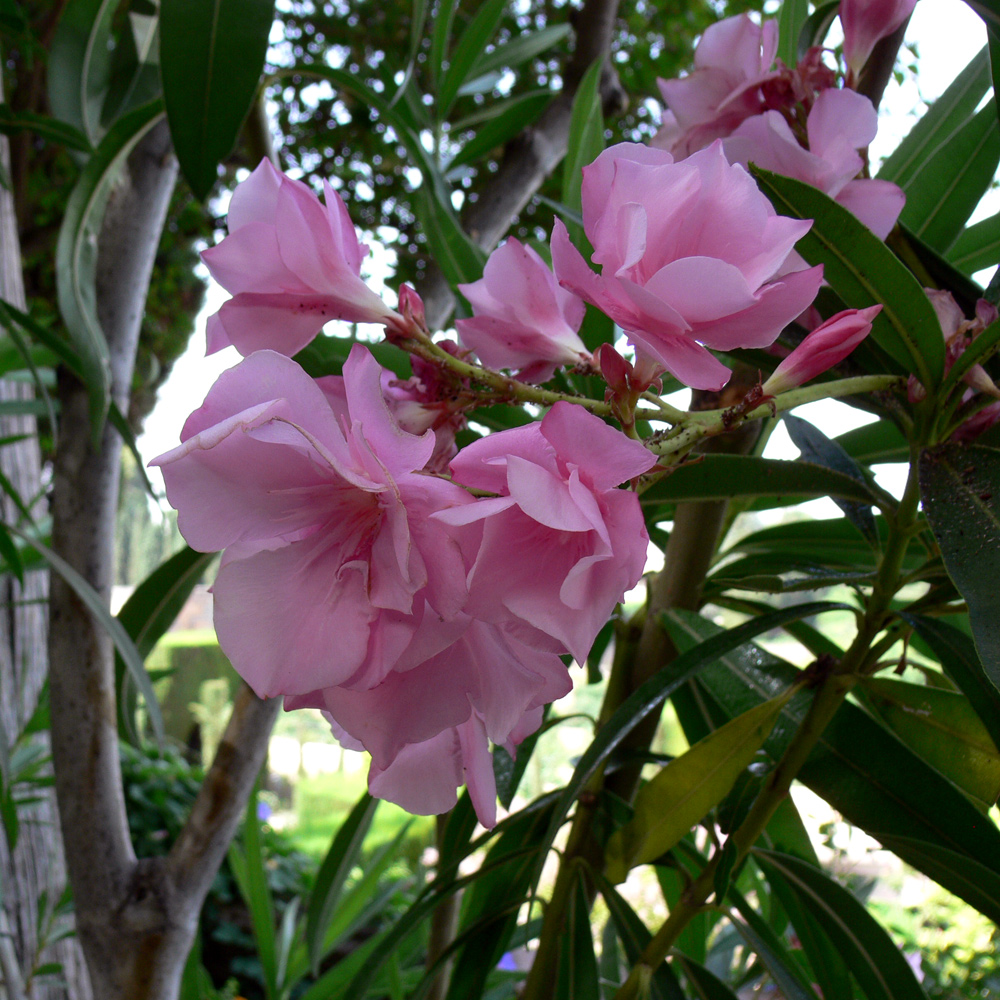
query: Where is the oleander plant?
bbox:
[3,0,1000,997]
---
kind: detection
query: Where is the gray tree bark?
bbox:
[0,76,92,1000]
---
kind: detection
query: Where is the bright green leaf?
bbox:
[862,676,1000,807]
[561,59,604,251]
[948,211,1000,274]
[605,692,790,883]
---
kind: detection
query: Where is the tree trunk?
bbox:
[0,77,92,1000]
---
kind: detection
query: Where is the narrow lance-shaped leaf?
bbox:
[754,850,930,1000]
[160,0,275,200]
[783,414,879,542]
[55,98,165,432]
[306,792,379,975]
[897,104,1000,252]
[469,24,573,82]
[665,609,1000,923]
[778,0,812,65]
[751,168,945,389]
[48,0,117,143]
[902,613,1000,753]
[436,0,506,119]
[860,676,1000,808]
[0,106,92,152]
[555,868,600,1000]
[948,211,1000,275]
[9,525,164,742]
[878,47,990,188]
[561,59,604,252]
[919,443,1000,691]
[605,690,792,883]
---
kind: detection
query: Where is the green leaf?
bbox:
[606,694,789,883]
[0,106,92,151]
[160,0,275,199]
[555,868,600,1000]
[665,609,1000,920]
[861,676,1000,807]
[878,47,990,189]
[676,955,741,1000]
[751,168,945,388]
[903,613,1000,754]
[10,526,163,741]
[448,91,551,171]
[55,98,165,432]
[897,104,1000,251]
[783,414,879,542]
[778,0,812,66]
[754,850,929,1000]
[114,545,215,742]
[595,869,686,1000]
[437,0,506,119]
[874,835,1000,925]
[100,9,161,127]
[561,59,604,250]
[532,604,849,894]
[948,211,1000,274]
[835,420,909,464]
[728,890,821,1000]
[116,545,216,659]
[48,0,118,143]
[756,851,854,1000]
[469,23,572,81]
[306,792,379,976]
[415,185,487,287]
[640,455,879,509]
[919,443,1000,689]
[796,2,839,61]
[229,783,279,999]
[430,0,460,90]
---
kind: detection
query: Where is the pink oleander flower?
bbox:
[654,14,779,158]
[201,160,403,358]
[456,238,590,383]
[840,0,918,78]
[761,305,881,395]
[552,142,824,390]
[150,346,473,698]
[290,614,571,826]
[435,401,656,663]
[722,88,905,239]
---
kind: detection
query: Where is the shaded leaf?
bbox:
[449,91,551,171]
[562,59,604,251]
[555,868,600,1000]
[48,0,118,142]
[437,0,506,119]
[835,420,909,464]
[469,23,572,81]
[160,0,274,199]
[784,413,879,542]
[778,0,813,65]
[755,850,929,1000]
[0,106,92,151]
[306,792,378,975]
[919,443,1000,690]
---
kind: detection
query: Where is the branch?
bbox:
[167,684,281,901]
[422,0,626,328]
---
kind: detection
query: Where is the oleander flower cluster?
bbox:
[156,10,902,819]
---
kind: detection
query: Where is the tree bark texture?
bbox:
[0,76,92,1000]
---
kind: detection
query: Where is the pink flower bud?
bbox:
[761,305,881,395]
[840,0,918,78]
